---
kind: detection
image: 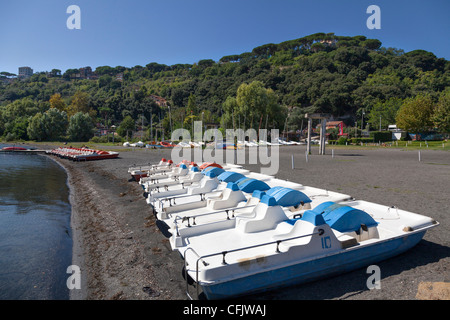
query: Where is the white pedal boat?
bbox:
[141,165,249,193]
[128,158,174,181]
[180,196,439,299]
[147,168,280,212]
[167,185,352,243]
[140,162,245,190]
[139,163,195,188]
[150,172,305,217]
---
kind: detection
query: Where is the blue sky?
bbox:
[1,0,449,74]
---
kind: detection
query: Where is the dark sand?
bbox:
[41,144,449,300]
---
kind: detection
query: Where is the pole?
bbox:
[321,119,326,155]
[319,119,323,155]
[291,154,294,169]
[361,110,364,136]
[306,117,312,155]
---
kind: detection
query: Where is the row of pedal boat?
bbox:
[46,147,119,161]
[129,158,439,300]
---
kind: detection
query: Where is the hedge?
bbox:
[370,131,392,142]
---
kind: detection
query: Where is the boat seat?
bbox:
[331,230,359,248]
[206,183,247,210]
[236,195,288,233]
[272,219,316,250]
[179,171,203,184]
[168,164,189,178]
[187,177,219,195]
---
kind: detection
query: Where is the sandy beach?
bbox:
[37,144,449,300]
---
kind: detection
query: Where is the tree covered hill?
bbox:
[0,32,448,141]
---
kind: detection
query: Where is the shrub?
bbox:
[370,131,392,142]
[350,138,374,144]
[67,112,94,141]
[337,137,347,145]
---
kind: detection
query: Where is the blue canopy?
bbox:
[226,182,239,191]
[201,166,221,174]
[179,164,187,169]
[300,210,326,226]
[265,186,285,196]
[271,188,311,207]
[251,190,266,200]
[309,201,378,233]
[235,177,270,193]
[204,167,225,178]
[191,166,199,172]
[217,171,246,183]
[260,195,277,207]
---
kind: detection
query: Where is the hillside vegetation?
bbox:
[0,32,448,142]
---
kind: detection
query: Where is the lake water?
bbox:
[0,146,72,299]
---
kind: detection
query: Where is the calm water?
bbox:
[0,146,72,299]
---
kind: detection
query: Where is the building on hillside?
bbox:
[149,94,168,107]
[325,121,347,136]
[70,66,98,80]
[115,73,123,82]
[18,66,33,79]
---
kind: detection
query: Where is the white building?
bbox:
[18,66,33,79]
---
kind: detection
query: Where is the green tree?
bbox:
[27,113,45,141]
[222,96,238,128]
[42,108,68,140]
[432,90,450,133]
[367,97,403,130]
[236,81,278,129]
[186,93,198,115]
[116,115,135,140]
[67,112,94,141]
[5,117,29,140]
[395,95,435,132]
[361,39,382,50]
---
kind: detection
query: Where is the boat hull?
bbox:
[132,173,148,182]
[199,230,427,300]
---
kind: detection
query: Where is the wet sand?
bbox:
[41,144,449,300]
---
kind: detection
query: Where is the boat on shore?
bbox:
[2,146,28,151]
[47,147,119,161]
[160,141,176,148]
[128,158,174,182]
[180,197,438,299]
[128,158,439,300]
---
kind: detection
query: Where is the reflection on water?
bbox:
[0,149,72,300]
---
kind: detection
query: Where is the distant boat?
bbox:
[130,141,145,147]
[2,146,27,151]
[47,147,119,161]
[160,141,176,148]
[146,141,162,148]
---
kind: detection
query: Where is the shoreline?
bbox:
[52,155,88,300]
[38,152,88,299]
[29,144,449,300]
[46,153,178,299]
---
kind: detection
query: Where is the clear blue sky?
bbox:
[1,0,449,74]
